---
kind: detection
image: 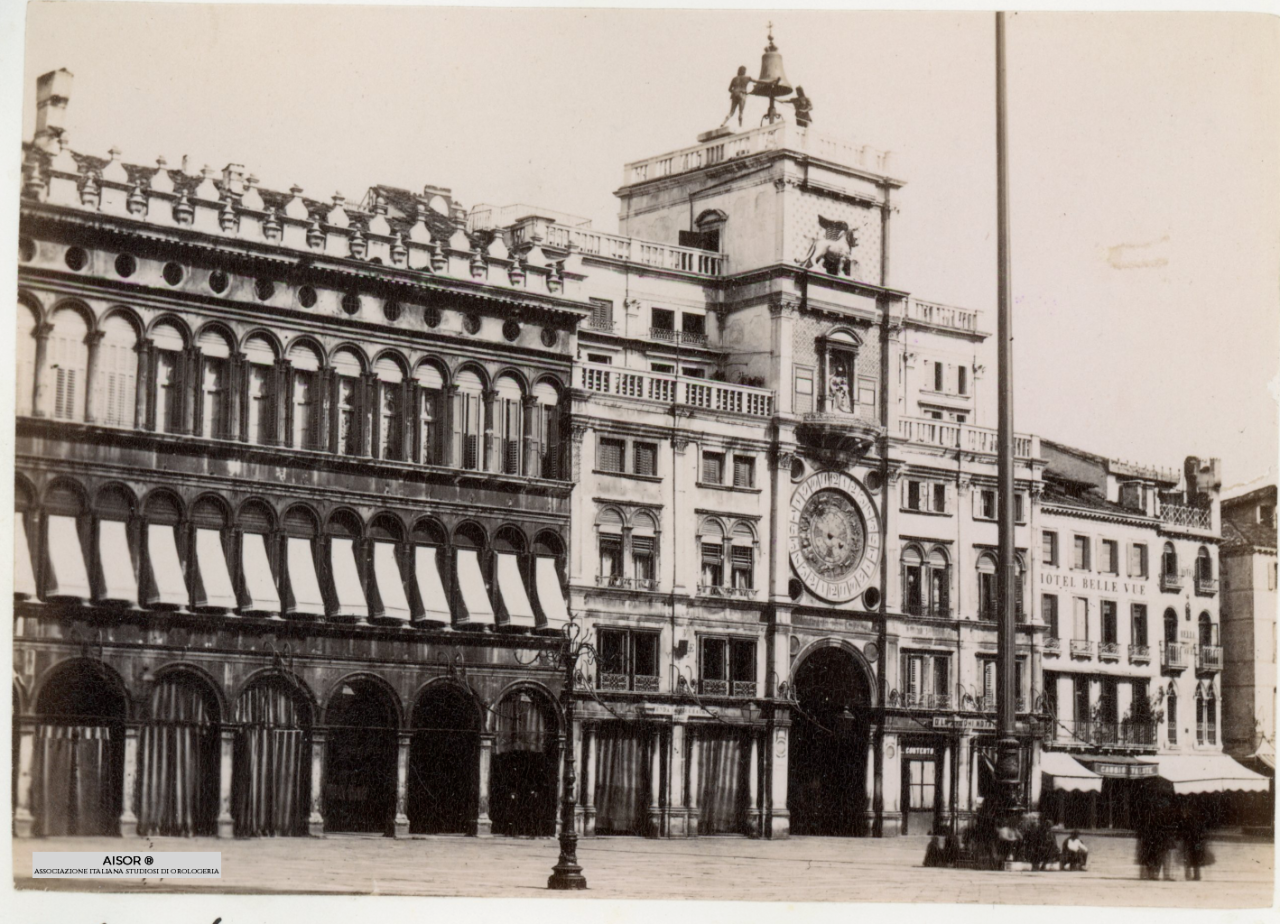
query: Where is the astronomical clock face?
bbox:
[789,470,881,604]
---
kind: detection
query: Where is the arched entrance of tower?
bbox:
[788,644,872,837]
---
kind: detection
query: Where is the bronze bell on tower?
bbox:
[751,29,793,100]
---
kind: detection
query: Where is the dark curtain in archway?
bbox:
[32,664,126,836]
[491,691,556,836]
[138,675,219,836]
[698,728,747,834]
[408,687,479,834]
[233,680,309,837]
[324,681,397,834]
[788,648,871,837]
[594,722,649,835]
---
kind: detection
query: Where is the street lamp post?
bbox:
[547,620,592,890]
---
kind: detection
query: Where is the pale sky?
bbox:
[15,4,1280,489]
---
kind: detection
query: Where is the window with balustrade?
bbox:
[901,651,950,709]
[903,545,950,617]
[1163,608,1178,645]
[589,298,614,332]
[1101,600,1118,646]
[700,636,757,697]
[597,507,624,587]
[597,627,660,693]
[1131,603,1148,647]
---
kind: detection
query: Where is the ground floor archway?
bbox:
[33,661,127,836]
[324,679,398,834]
[408,685,480,834]
[788,646,871,837]
[490,689,557,836]
[232,676,312,837]
[138,671,220,836]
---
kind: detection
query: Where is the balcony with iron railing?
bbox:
[1099,642,1121,662]
[1160,502,1212,533]
[696,583,760,600]
[975,695,1029,714]
[898,417,1038,460]
[700,679,757,698]
[1055,719,1158,749]
[599,672,660,693]
[1043,637,1062,655]
[1196,645,1223,672]
[1160,571,1183,593]
[1070,639,1095,659]
[649,326,709,347]
[579,362,775,418]
[1129,644,1151,664]
[907,298,983,335]
[903,692,953,711]
[1195,575,1219,596]
[1161,641,1191,671]
[903,602,952,619]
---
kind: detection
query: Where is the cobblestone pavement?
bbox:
[12,832,1275,906]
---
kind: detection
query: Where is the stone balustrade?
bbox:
[898,417,1038,459]
[907,298,982,334]
[579,363,774,418]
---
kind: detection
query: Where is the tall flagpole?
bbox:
[994,10,1023,818]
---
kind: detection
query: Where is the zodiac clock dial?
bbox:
[788,470,881,604]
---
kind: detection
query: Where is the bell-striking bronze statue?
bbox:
[721,66,756,129]
[788,86,813,127]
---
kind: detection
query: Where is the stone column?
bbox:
[482,388,498,473]
[669,723,687,837]
[938,740,952,830]
[865,736,876,833]
[583,723,598,835]
[120,724,140,837]
[648,726,663,837]
[217,726,235,838]
[747,731,760,837]
[133,339,151,430]
[13,719,35,837]
[82,330,104,423]
[308,731,326,836]
[687,727,701,836]
[30,322,52,418]
[474,734,493,836]
[394,731,411,837]
[956,735,973,823]
[521,395,539,477]
[768,720,790,838]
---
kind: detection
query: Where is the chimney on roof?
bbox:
[34,68,74,153]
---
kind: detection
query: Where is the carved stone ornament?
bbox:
[788,469,881,604]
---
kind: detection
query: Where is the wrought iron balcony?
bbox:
[633,577,660,592]
[1043,637,1062,655]
[1196,645,1223,672]
[600,671,660,693]
[1070,639,1095,659]
[701,679,729,696]
[588,316,615,333]
[1057,719,1158,749]
[1161,641,1191,671]
[903,692,953,711]
[1128,644,1151,664]
[904,602,952,619]
[731,681,757,699]
[596,574,631,589]
[1160,572,1183,593]
[649,327,708,347]
[633,675,660,693]
[599,672,629,691]
[1195,576,1219,596]
[697,583,759,600]
[1099,642,1121,662]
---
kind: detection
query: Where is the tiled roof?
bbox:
[1222,517,1277,552]
[1041,483,1150,520]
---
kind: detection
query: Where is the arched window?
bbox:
[142,492,187,609]
[820,329,860,414]
[700,519,726,590]
[1195,685,1206,745]
[94,485,137,606]
[1198,612,1215,648]
[1195,547,1213,590]
[454,370,484,470]
[287,343,322,450]
[976,552,998,620]
[98,316,138,428]
[902,545,924,615]
[632,511,658,589]
[415,364,446,465]
[1015,554,1027,622]
[45,307,89,421]
[196,329,232,439]
[243,336,277,445]
[928,548,951,618]
[1162,542,1178,579]
[494,375,523,475]
[16,299,38,417]
[1205,683,1217,745]
[151,322,186,433]
[532,381,562,479]
[597,507,624,586]
[730,522,755,591]
[331,349,363,456]
[411,519,450,626]
[282,506,325,618]
[1166,684,1178,745]
[373,358,405,460]
[1163,608,1179,645]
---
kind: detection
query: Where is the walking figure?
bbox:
[721,66,755,128]
[1181,801,1210,880]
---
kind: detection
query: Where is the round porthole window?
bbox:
[463,314,481,335]
[790,458,806,482]
[114,254,137,278]
[788,579,804,601]
[862,587,881,611]
[540,328,557,348]
[64,246,88,271]
[502,320,521,342]
[423,306,441,328]
[383,299,402,322]
[865,471,883,492]
[298,285,318,308]
[341,292,361,315]
[162,262,184,286]
[208,270,229,294]
[255,278,276,301]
